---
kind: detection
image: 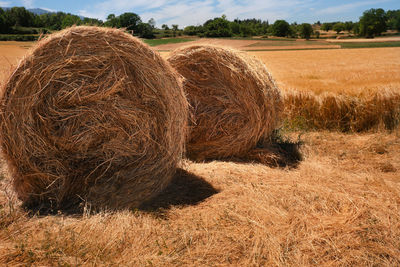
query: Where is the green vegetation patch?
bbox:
[335,41,400,49]
[244,47,340,52]
[247,40,331,47]
[143,38,195,46]
[0,34,39,41]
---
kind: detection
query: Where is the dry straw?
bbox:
[283,88,400,132]
[0,26,188,210]
[168,45,282,161]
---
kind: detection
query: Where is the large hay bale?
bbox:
[167,45,282,161]
[0,26,188,210]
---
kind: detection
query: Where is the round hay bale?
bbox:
[167,45,282,161]
[0,26,188,210]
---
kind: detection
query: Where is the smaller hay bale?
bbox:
[168,45,282,161]
[0,26,188,210]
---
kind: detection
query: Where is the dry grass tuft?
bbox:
[0,131,399,266]
[0,26,188,211]
[283,88,400,131]
[168,45,282,161]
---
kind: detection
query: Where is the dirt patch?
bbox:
[0,42,33,83]
[153,38,259,51]
[244,45,340,50]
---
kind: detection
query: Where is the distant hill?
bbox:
[0,7,86,19]
[28,8,54,15]
[0,7,54,15]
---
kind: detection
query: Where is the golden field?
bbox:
[248,48,400,96]
[0,41,399,266]
[0,41,33,84]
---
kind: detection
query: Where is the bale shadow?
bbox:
[24,168,218,216]
[230,138,303,168]
[190,134,303,169]
[139,168,219,212]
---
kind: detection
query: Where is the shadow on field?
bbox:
[230,138,303,168]
[191,135,304,168]
[139,168,219,212]
[24,169,218,217]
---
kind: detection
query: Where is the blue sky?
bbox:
[0,0,399,27]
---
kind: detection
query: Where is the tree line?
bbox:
[183,8,400,39]
[0,7,155,38]
[0,6,399,39]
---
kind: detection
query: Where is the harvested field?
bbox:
[1,131,399,266]
[248,47,400,95]
[153,37,400,51]
[0,41,33,83]
[153,38,258,51]
[248,48,400,131]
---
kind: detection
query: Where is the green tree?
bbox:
[172,24,178,37]
[61,14,81,29]
[183,25,195,35]
[321,22,333,31]
[148,18,156,29]
[344,21,354,32]
[289,23,298,38]
[333,22,344,34]
[298,23,313,39]
[105,14,119,27]
[33,13,45,27]
[239,23,255,37]
[137,22,154,38]
[161,24,169,30]
[82,17,103,26]
[119,12,141,31]
[386,10,400,31]
[7,7,35,27]
[352,22,360,35]
[271,20,291,37]
[203,15,232,37]
[44,12,67,30]
[359,8,387,37]
[0,8,10,33]
[183,25,203,36]
[230,21,240,35]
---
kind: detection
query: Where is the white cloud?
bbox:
[0,1,11,7]
[21,0,34,8]
[318,0,389,15]
[79,0,314,26]
[79,0,173,20]
[39,7,56,12]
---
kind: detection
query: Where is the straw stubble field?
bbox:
[248,48,400,131]
[0,41,399,266]
[1,132,399,266]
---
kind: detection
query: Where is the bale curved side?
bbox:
[0,26,188,210]
[168,45,282,161]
